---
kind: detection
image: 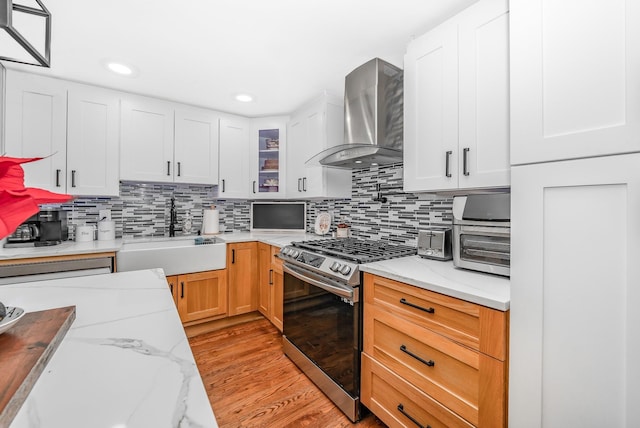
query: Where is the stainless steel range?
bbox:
[279,238,416,422]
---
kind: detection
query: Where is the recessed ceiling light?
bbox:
[107,62,133,75]
[235,94,253,103]
[355,160,363,164]
[371,163,378,166]
[102,60,137,77]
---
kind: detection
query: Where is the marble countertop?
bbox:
[0,239,123,261]
[361,256,510,311]
[215,231,326,247]
[0,232,331,262]
[1,268,217,428]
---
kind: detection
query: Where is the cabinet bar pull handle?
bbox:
[302,177,307,192]
[232,249,235,264]
[400,298,435,314]
[55,169,61,187]
[298,178,302,192]
[71,170,76,187]
[177,161,181,177]
[397,404,430,428]
[400,344,435,367]
[253,181,257,193]
[167,161,171,176]
[445,151,453,178]
[180,282,184,299]
[222,179,226,193]
[269,269,273,285]
[463,147,470,176]
[169,283,173,295]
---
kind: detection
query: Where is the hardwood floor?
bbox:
[189,317,387,428]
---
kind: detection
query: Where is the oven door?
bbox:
[282,263,361,403]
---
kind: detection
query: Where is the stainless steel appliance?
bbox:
[4,210,68,248]
[279,238,416,422]
[453,194,510,276]
[250,202,306,232]
[306,58,404,168]
[418,227,452,260]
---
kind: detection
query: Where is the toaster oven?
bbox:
[452,194,510,277]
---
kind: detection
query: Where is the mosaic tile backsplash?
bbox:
[45,164,452,246]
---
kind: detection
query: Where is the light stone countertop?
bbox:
[0,231,331,262]
[1,268,218,428]
[0,233,509,310]
[360,255,510,311]
[0,239,123,261]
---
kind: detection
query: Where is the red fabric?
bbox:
[0,156,73,239]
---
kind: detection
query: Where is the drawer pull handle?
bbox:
[397,404,431,428]
[400,344,435,367]
[400,298,435,314]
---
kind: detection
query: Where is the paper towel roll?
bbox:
[203,208,220,235]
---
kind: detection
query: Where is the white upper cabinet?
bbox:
[218,117,250,199]
[250,117,287,199]
[286,93,351,199]
[5,70,119,196]
[120,96,175,183]
[120,97,219,185]
[510,0,640,164]
[403,20,458,192]
[403,0,510,193]
[67,84,120,196]
[174,107,219,185]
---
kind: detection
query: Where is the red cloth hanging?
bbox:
[0,156,73,239]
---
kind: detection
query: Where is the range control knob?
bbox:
[329,261,341,272]
[339,265,352,275]
[290,250,300,258]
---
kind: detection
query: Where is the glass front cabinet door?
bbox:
[251,118,287,198]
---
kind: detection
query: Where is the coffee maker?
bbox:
[5,210,68,248]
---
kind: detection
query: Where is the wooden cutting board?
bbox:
[0,306,76,428]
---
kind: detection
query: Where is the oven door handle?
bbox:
[283,264,356,301]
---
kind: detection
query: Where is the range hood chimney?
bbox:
[307,58,403,169]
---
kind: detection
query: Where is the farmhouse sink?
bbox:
[116,236,226,275]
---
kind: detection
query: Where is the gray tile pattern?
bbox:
[42,164,452,246]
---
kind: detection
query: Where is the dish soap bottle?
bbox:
[182,211,192,234]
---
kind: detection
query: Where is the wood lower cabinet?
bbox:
[361,273,508,428]
[166,270,228,324]
[227,242,259,316]
[258,243,283,331]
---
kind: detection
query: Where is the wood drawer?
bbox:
[362,353,474,428]
[363,273,508,361]
[364,305,506,426]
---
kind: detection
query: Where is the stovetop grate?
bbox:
[292,238,416,264]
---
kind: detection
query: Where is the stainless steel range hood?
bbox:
[307,58,403,169]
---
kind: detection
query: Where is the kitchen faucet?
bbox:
[169,197,177,237]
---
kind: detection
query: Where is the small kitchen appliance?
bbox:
[279,238,416,422]
[418,227,452,260]
[453,193,510,276]
[4,210,68,247]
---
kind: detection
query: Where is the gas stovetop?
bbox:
[279,238,417,286]
[292,238,417,264]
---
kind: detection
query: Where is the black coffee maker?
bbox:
[5,210,68,247]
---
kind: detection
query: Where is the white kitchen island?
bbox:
[0,268,217,428]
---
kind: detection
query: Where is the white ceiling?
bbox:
[4,0,479,117]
